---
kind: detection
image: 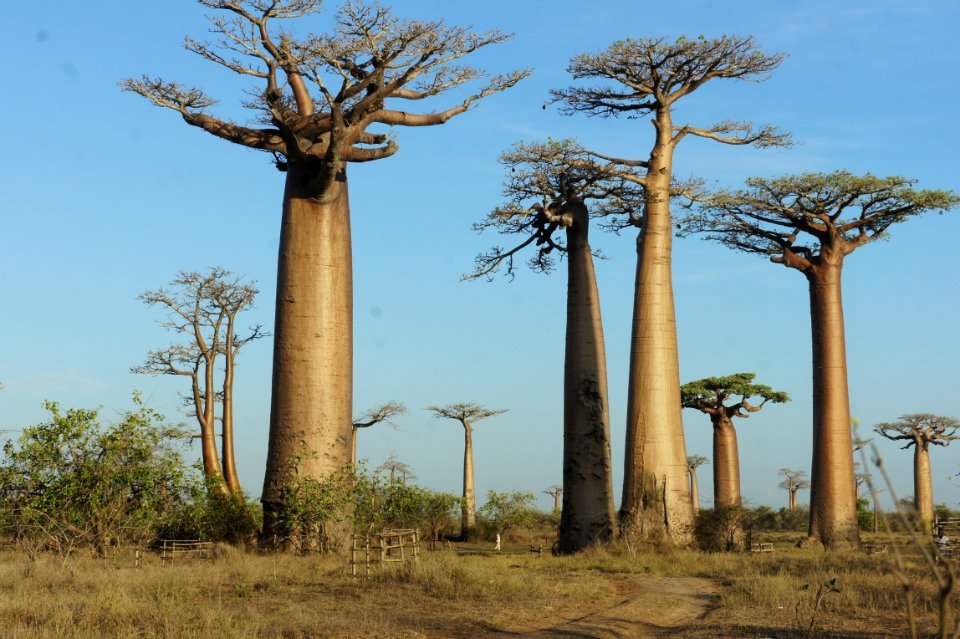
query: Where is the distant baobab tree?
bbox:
[681,373,788,509]
[681,172,958,550]
[376,455,415,484]
[351,402,406,465]
[427,403,506,540]
[875,414,960,532]
[686,456,708,513]
[551,35,790,543]
[779,469,810,510]
[133,268,264,495]
[469,139,643,553]
[544,485,563,513]
[123,0,527,541]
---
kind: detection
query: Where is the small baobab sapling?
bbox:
[133,268,264,496]
[469,139,643,553]
[123,0,527,540]
[681,373,788,509]
[427,403,506,540]
[682,172,958,549]
[686,455,708,513]
[778,468,810,510]
[351,401,406,465]
[875,413,960,532]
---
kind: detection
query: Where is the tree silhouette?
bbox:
[686,455,708,513]
[123,0,526,541]
[427,403,507,540]
[682,171,957,549]
[351,401,406,465]
[681,373,788,508]
[544,485,563,513]
[551,35,789,542]
[778,469,810,510]
[875,413,960,531]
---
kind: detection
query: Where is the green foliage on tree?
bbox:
[681,373,789,410]
[479,490,536,534]
[856,498,873,531]
[0,396,193,557]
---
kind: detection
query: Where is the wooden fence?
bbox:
[350,529,420,576]
[158,539,213,561]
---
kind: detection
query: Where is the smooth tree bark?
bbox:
[681,374,788,508]
[469,140,642,553]
[682,172,958,549]
[133,268,263,496]
[427,403,506,541]
[551,36,790,543]
[686,455,708,513]
[875,414,960,532]
[544,485,563,513]
[123,0,526,542]
[778,469,809,510]
[351,401,406,465]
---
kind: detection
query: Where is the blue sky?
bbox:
[2,0,958,514]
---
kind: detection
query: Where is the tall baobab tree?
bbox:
[681,374,788,508]
[875,414,960,532]
[544,485,563,513]
[351,401,406,465]
[682,172,957,549]
[778,469,810,510]
[686,456,708,513]
[469,139,643,553]
[551,35,790,542]
[376,455,415,484]
[123,0,526,540]
[133,268,264,495]
[427,403,506,540]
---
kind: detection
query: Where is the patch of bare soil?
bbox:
[480,576,719,639]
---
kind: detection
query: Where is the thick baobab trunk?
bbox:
[621,120,693,544]
[806,262,860,550]
[712,414,742,508]
[462,424,476,540]
[553,491,562,512]
[261,166,353,545]
[689,469,700,513]
[914,443,934,533]
[788,488,796,510]
[558,202,616,554]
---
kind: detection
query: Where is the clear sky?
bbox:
[2,0,958,514]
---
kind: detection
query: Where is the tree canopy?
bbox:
[681,373,789,417]
[875,414,960,449]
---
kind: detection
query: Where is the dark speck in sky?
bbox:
[35,30,49,42]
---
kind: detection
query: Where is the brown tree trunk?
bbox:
[350,427,359,466]
[261,166,353,545]
[558,202,616,553]
[221,314,242,495]
[914,443,934,533]
[620,113,693,544]
[789,488,796,510]
[689,469,700,513]
[553,492,562,512]
[196,368,226,492]
[712,413,742,508]
[462,423,476,540]
[806,262,860,550]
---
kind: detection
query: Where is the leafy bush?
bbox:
[478,490,536,536]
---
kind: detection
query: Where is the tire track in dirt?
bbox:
[483,577,719,639]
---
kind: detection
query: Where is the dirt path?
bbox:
[483,576,719,639]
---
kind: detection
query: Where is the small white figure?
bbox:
[494,532,501,552]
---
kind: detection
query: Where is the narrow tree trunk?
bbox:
[553,492,562,512]
[806,262,860,550]
[221,315,242,495]
[196,367,226,492]
[914,443,934,533]
[689,469,700,513]
[350,427,359,466]
[712,414,742,508]
[462,423,476,540]
[789,488,796,510]
[261,166,353,545]
[620,118,693,544]
[558,202,616,553]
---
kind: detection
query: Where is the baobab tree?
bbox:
[681,374,788,508]
[779,469,809,510]
[551,35,790,542]
[544,485,563,513]
[681,172,957,549]
[469,139,643,552]
[351,401,406,465]
[427,403,506,540]
[123,0,526,540]
[376,455,415,484]
[875,414,960,532]
[133,268,264,495]
[686,456,708,513]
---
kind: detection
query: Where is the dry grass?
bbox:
[0,536,953,638]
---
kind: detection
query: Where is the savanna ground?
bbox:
[0,531,953,639]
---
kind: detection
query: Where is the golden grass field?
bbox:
[0,532,953,638]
